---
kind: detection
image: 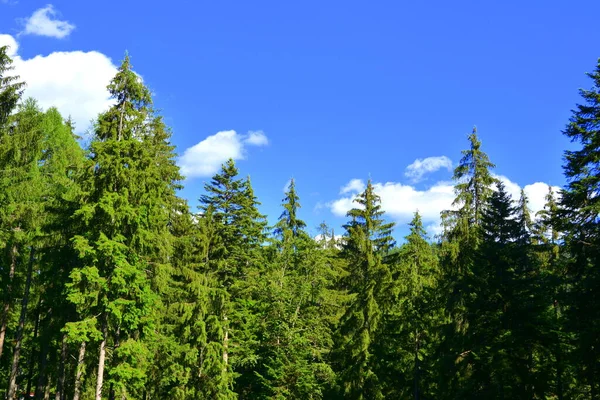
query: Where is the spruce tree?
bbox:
[379,212,441,399]
[249,179,337,399]
[198,160,267,398]
[437,127,497,396]
[560,58,600,398]
[65,54,182,400]
[0,44,24,126]
[331,180,394,400]
[0,44,25,365]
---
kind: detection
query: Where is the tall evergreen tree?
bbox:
[560,58,600,399]
[0,44,24,127]
[331,180,395,400]
[198,160,267,398]
[379,212,441,399]
[0,43,25,366]
[65,54,182,400]
[437,127,497,396]
[248,179,337,399]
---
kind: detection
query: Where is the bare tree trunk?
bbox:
[0,244,18,360]
[95,321,108,400]
[35,339,50,400]
[43,376,51,400]
[223,315,229,368]
[72,341,86,400]
[108,326,120,400]
[413,332,420,400]
[7,247,35,400]
[55,335,67,400]
[25,302,41,398]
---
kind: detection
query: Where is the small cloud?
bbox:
[244,130,269,146]
[340,178,365,194]
[21,5,75,39]
[405,156,453,183]
[179,130,268,179]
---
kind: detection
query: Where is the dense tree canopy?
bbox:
[0,49,599,399]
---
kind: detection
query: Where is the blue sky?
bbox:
[1,0,599,238]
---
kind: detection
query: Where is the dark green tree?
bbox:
[437,127,497,396]
[331,180,395,400]
[560,58,600,399]
[0,43,25,365]
[379,212,441,399]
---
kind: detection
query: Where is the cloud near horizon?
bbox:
[179,130,269,179]
[329,163,560,236]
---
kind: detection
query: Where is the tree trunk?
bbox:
[72,341,86,400]
[554,299,563,400]
[95,321,108,400]
[7,247,35,400]
[35,339,50,400]
[0,244,18,360]
[108,326,120,400]
[43,376,51,400]
[413,332,420,400]
[55,335,67,400]
[25,302,41,398]
[223,314,229,368]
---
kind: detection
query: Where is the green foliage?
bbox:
[1,49,600,400]
[560,57,600,398]
[331,181,394,400]
[379,212,442,399]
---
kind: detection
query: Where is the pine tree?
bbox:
[198,160,267,398]
[249,179,337,399]
[437,127,497,397]
[450,182,551,398]
[560,58,600,399]
[0,44,25,367]
[148,202,235,400]
[31,107,86,399]
[0,99,48,400]
[379,212,441,399]
[0,44,24,126]
[331,180,395,400]
[66,54,182,400]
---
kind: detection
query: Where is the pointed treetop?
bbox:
[107,52,152,108]
[275,178,307,238]
[0,45,25,126]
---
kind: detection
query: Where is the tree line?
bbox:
[0,44,599,399]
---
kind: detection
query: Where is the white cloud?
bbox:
[0,34,18,57]
[405,156,453,183]
[21,5,75,39]
[340,178,365,194]
[495,175,560,215]
[330,179,455,226]
[329,176,561,235]
[495,174,522,200]
[245,130,269,146]
[524,182,561,215]
[0,34,117,132]
[179,130,269,179]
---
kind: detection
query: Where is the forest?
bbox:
[0,42,599,400]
